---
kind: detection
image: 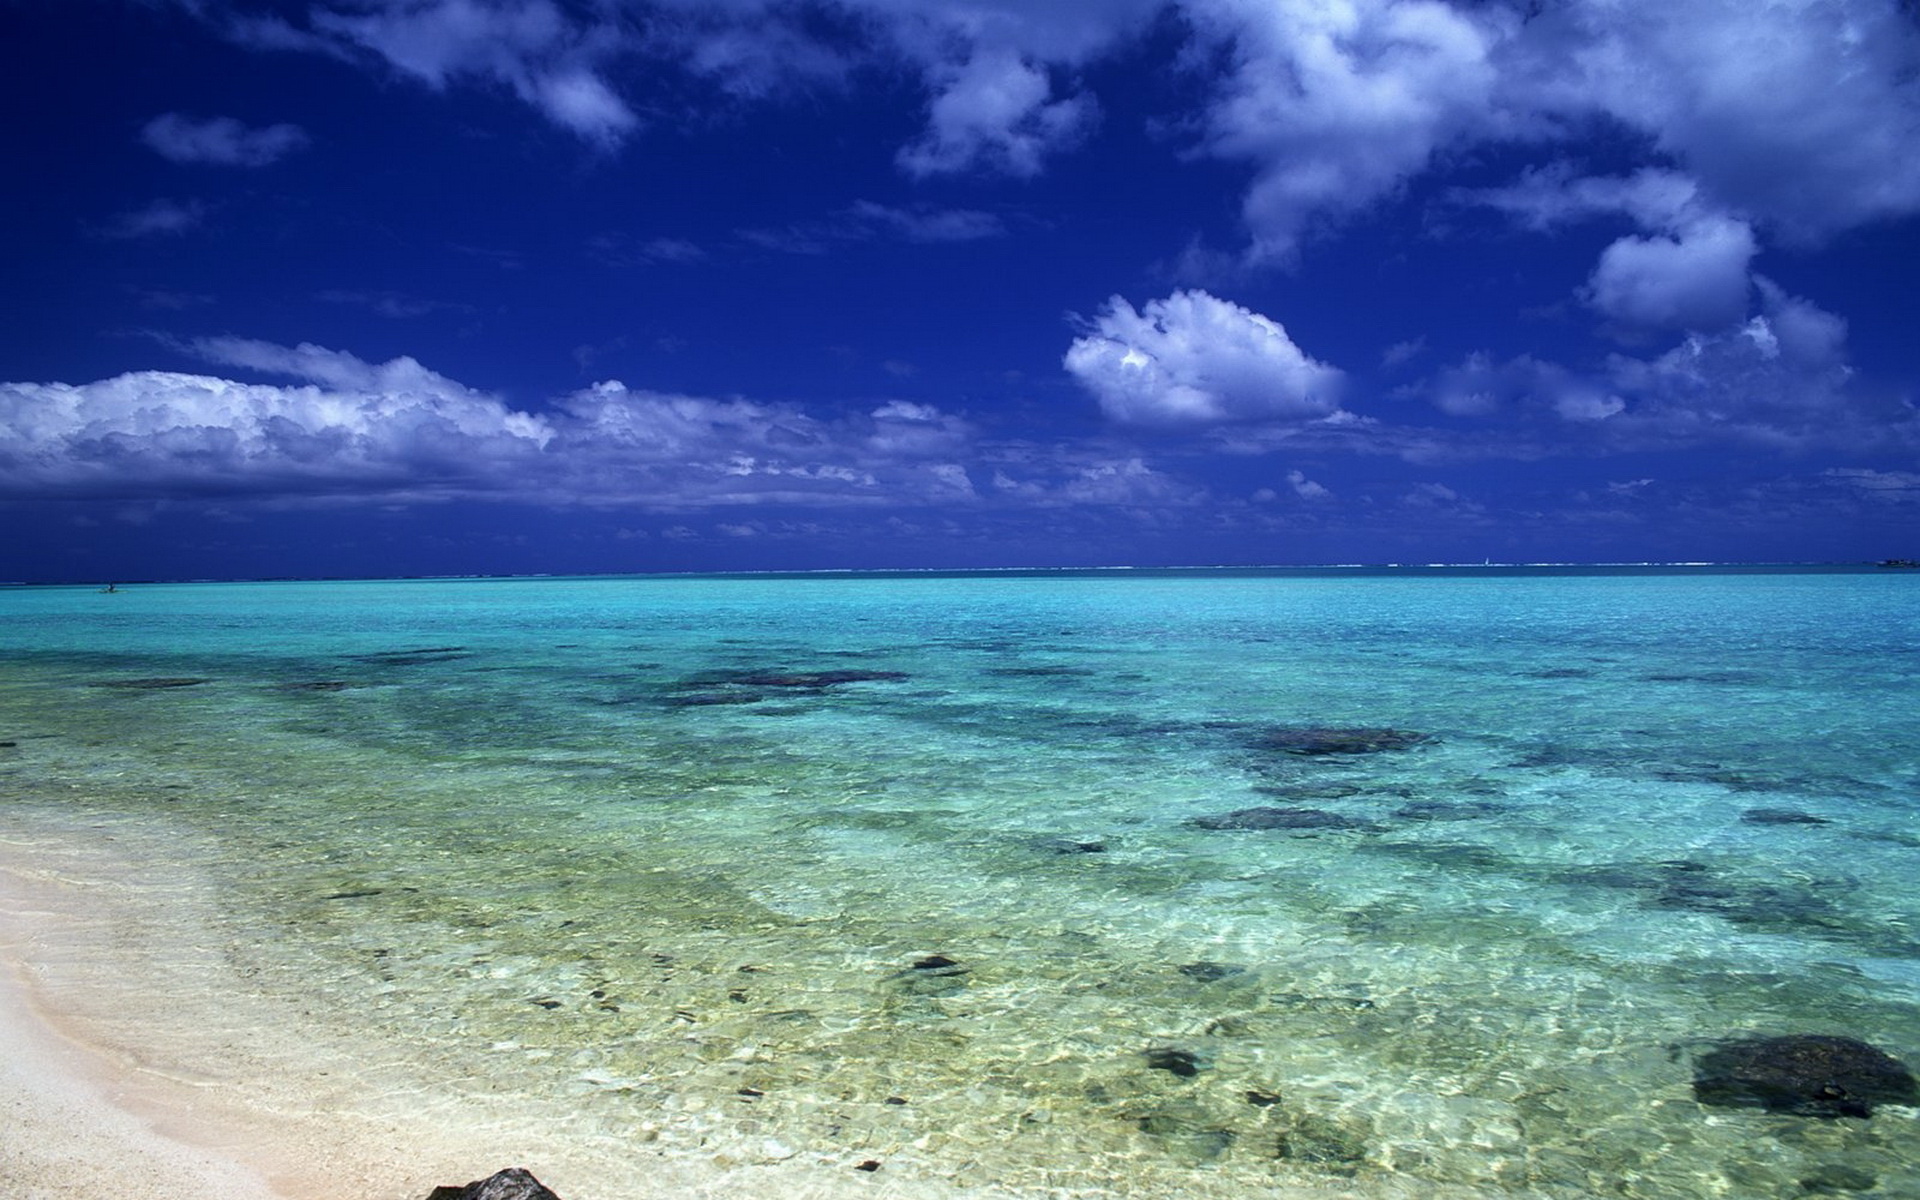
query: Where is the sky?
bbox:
[3,0,1919,580]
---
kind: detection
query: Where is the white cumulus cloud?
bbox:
[1064,290,1344,427]
[0,362,553,501]
[1189,0,1511,262]
[1585,214,1757,333]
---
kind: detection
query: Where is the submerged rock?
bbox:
[1255,726,1431,755]
[1692,1034,1918,1118]
[891,953,967,997]
[1189,806,1375,832]
[1741,808,1832,826]
[1144,1046,1208,1077]
[1558,859,1860,939]
[353,646,472,666]
[425,1167,562,1200]
[1177,961,1249,983]
[1034,836,1108,855]
[1800,1164,1880,1193]
[1272,1111,1369,1173]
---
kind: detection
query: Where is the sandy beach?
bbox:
[0,817,465,1200]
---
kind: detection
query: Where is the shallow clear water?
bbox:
[3,568,1918,1197]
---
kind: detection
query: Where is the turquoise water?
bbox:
[3,569,1918,1197]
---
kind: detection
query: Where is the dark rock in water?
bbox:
[1035,836,1107,855]
[1256,726,1430,755]
[1800,1163,1879,1193]
[1177,961,1248,983]
[1641,670,1763,684]
[892,954,967,997]
[1692,1034,1918,1117]
[1742,808,1832,826]
[1144,1046,1207,1077]
[91,677,210,689]
[1133,1100,1237,1162]
[1189,806,1375,832]
[280,680,358,692]
[354,646,472,666]
[1273,1112,1368,1172]
[425,1167,562,1200]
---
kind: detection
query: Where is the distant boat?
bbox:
[98,583,119,593]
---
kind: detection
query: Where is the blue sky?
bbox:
[3,0,1918,579]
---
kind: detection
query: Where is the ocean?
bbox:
[2,567,1917,1198]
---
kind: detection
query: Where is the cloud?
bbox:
[1599,288,1871,450]
[1518,0,1920,242]
[0,360,553,501]
[181,337,509,404]
[740,202,1008,255]
[1584,214,1757,333]
[634,237,705,264]
[1287,469,1331,500]
[1186,0,1511,262]
[140,113,308,166]
[0,339,1012,512]
[1381,337,1426,369]
[100,198,206,238]
[1430,352,1622,422]
[1469,165,1709,234]
[1064,290,1344,426]
[1826,468,1920,501]
[1466,165,1762,336]
[1415,279,1910,456]
[309,0,638,146]
[182,0,1920,263]
[848,201,1005,243]
[897,45,1097,178]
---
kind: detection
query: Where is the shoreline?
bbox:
[0,813,571,1200]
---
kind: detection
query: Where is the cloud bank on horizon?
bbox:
[3,0,1918,573]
